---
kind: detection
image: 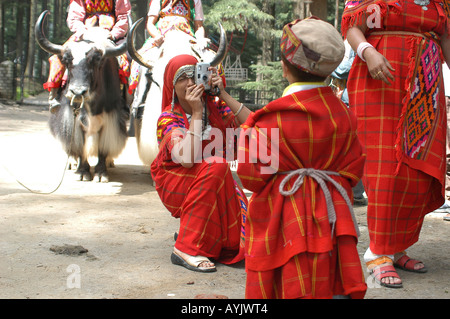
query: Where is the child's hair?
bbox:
[281,54,327,83]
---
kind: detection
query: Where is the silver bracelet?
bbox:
[357,41,374,62]
[187,130,202,139]
[235,103,244,117]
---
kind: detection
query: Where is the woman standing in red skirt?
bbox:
[343,0,450,288]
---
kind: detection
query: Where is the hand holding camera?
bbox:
[195,63,224,96]
[208,67,225,95]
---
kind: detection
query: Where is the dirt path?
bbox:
[0,101,449,299]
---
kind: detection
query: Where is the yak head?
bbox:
[35,10,127,104]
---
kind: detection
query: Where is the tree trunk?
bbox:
[15,1,24,62]
[309,0,327,21]
[335,0,339,28]
[260,0,275,66]
[293,0,305,20]
[26,0,36,77]
[133,0,150,46]
[0,2,4,62]
[52,0,65,41]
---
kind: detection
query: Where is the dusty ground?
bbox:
[0,97,449,300]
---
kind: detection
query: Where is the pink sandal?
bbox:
[367,256,403,289]
[394,254,428,273]
[370,263,403,289]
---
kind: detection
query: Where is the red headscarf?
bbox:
[161,54,198,111]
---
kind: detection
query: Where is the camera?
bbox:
[195,62,211,91]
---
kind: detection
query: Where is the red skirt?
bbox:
[347,33,446,255]
[151,160,246,265]
[245,235,366,299]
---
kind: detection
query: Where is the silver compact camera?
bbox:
[195,62,211,91]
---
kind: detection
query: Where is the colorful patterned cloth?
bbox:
[342,0,448,255]
[237,86,366,299]
[85,0,115,13]
[150,55,246,265]
[84,0,116,29]
[44,55,65,90]
[159,0,195,22]
[404,38,441,160]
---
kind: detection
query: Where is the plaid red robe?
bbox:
[237,86,367,299]
[342,0,448,256]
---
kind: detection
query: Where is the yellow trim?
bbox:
[282,82,325,96]
[258,272,267,299]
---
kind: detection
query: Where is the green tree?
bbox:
[203,0,340,104]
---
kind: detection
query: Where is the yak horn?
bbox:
[209,23,228,67]
[35,10,63,55]
[103,38,128,58]
[127,18,154,69]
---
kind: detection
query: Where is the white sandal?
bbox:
[171,251,216,273]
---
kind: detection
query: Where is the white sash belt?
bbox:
[279,168,360,237]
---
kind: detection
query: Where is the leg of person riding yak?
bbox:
[44,55,65,113]
[44,0,131,113]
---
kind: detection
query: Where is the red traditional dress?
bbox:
[150,55,246,265]
[237,83,367,299]
[44,0,131,90]
[342,0,450,256]
[128,0,204,93]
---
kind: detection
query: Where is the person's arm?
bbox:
[146,15,165,47]
[172,84,204,168]
[67,0,87,38]
[209,68,251,125]
[110,0,131,41]
[144,0,164,47]
[346,24,395,85]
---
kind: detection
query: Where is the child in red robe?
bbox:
[237,17,367,299]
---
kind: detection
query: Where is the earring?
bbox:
[171,89,175,111]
